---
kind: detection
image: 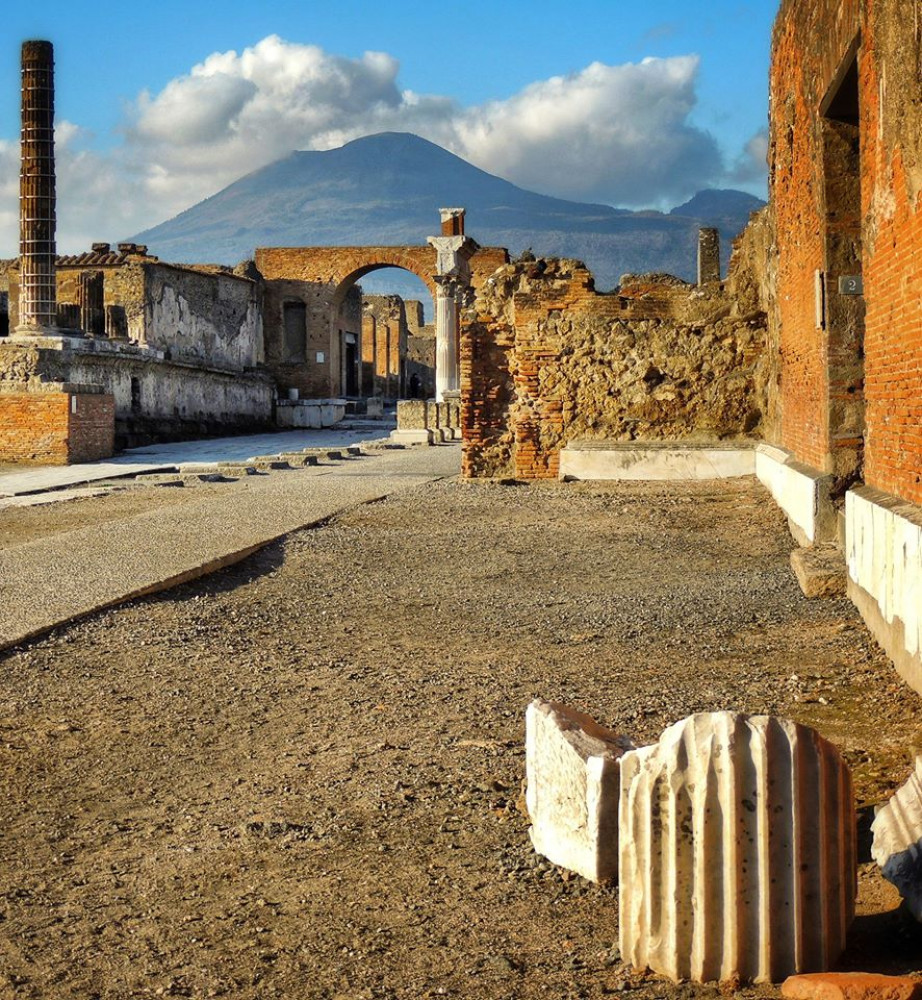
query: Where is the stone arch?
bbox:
[329,253,439,308]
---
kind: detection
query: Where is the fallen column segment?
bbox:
[872,756,922,921]
[619,711,855,983]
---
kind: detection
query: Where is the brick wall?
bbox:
[462,256,769,479]
[770,0,922,503]
[0,390,114,464]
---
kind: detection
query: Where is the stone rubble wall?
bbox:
[461,248,770,479]
[0,340,273,451]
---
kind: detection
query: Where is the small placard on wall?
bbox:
[315,352,325,363]
[838,275,864,295]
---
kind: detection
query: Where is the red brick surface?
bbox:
[771,0,922,502]
[782,973,922,1000]
[0,392,114,465]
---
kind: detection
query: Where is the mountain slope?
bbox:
[131,132,764,291]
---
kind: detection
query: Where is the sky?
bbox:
[0,0,779,257]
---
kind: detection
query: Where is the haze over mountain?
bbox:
[131,132,764,296]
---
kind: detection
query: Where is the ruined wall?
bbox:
[142,264,262,370]
[770,0,864,481]
[258,267,362,399]
[462,256,769,479]
[770,0,922,504]
[363,294,407,398]
[859,0,922,504]
[0,340,273,450]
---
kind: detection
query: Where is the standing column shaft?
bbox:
[19,40,56,332]
[434,280,459,402]
[697,227,720,285]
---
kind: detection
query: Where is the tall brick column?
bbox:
[17,40,57,334]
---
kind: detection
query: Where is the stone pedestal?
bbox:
[619,712,855,983]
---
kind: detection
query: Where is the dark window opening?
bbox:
[283,301,307,363]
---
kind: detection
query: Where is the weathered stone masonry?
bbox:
[461,246,769,480]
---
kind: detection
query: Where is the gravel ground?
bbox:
[0,475,920,1000]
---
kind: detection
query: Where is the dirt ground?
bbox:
[1,475,921,999]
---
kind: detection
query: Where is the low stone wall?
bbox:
[461,257,769,479]
[276,399,346,429]
[0,385,114,464]
[847,486,922,695]
[0,337,274,452]
[755,443,837,546]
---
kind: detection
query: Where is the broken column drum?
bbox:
[619,712,855,984]
[525,699,634,882]
[871,756,922,922]
[18,40,57,333]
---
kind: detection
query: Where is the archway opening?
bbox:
[334,265,436,402]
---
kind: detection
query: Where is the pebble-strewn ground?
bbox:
[1,476,920,999]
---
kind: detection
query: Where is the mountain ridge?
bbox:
[131,132,765,293]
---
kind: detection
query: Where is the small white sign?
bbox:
[315,351,325,363]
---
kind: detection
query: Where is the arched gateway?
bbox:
[254,211,508,402]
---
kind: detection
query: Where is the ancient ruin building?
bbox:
[761,0,922,693]
[362,294,408,399]
[404,299,436,399]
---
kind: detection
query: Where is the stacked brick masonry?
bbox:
[769,0,861,473]
[859,0,922,505]
[461,257,769,480]
[770,0,922,504]
[0,391,114,464]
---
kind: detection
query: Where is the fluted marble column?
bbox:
[619,712,855,984]
[434,276,460,401]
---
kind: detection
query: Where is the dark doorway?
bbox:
[820,42,865,484]
[343,333,359,396]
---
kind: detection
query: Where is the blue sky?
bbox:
[0,1,778,255]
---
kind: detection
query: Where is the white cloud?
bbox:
[728,128,769,186]
[0,35,748,256]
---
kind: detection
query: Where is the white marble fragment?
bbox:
[872,756,922,921]
[525,699,634,882]
[619,711,855,984]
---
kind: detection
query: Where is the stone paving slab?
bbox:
[0,445,459,652]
